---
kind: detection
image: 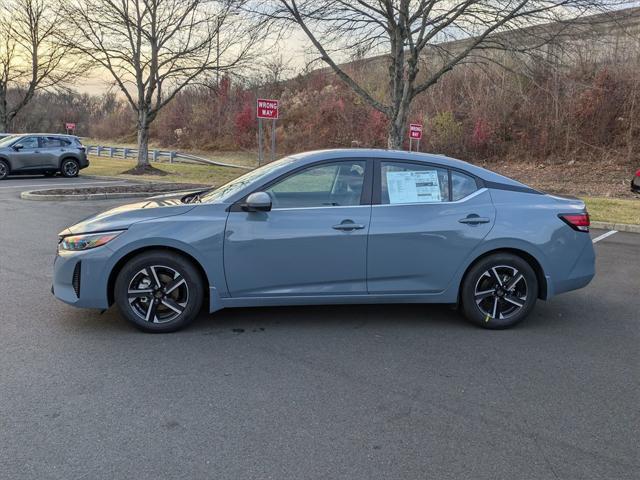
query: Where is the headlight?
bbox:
[59,231,123,251]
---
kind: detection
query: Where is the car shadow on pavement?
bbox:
[58,291,597,336]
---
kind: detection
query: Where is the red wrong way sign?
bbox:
[409,123,423,140]
[65,122,76,130]
[257,99,279,119]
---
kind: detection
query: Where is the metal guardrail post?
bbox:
[123,148,130,159]
[109,147,114,158]
[96,146,102,157]
[170,152,175,164]
[152,150,159,162]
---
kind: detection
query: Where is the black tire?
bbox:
[461,253,538,329]
[0,160,9,180]
[60,158,79,177]
[114,250,204,333]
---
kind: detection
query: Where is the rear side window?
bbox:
[42,137,69,148]
[451,171,478,201]
[381,161,449,204]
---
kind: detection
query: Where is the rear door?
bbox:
[367,160,495,294]
[40,136,70,168]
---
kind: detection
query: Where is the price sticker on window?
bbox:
[386,170,442,204]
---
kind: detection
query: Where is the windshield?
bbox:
[0,135,16,147]
[199,155,299,203]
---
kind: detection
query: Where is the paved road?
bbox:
[1,177,638,480]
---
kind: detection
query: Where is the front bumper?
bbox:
[52,246,112,310]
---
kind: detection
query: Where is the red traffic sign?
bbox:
[257,99,279,119]
[409,123,423,140]
[65,122,76,130]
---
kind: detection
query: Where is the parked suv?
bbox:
[0,134,89,180]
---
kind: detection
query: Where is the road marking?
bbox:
[592,230,618,244]
[0,180,125,190]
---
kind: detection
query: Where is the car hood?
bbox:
[60,192,198,235]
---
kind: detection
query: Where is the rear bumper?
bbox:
[78,156,89,169]
[548,235,595,297]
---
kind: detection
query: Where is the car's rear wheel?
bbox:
[114,251,204,333]
[60,158,79,177]
[0,160,9,180]
[461,253,538,329]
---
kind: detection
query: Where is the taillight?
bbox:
[635,169,640,177]
[559,213,590,232]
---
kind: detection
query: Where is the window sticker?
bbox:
[386,170,442,204]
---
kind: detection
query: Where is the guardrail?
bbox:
[86,145,252,170]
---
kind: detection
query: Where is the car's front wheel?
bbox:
[114,251,204,333]
[461,253,538,329]
[60,158,79,177]
[0,160,9,180]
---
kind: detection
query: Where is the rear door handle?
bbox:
[459,216,490,225]
[332,221,365,231]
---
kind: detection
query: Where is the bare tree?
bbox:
[252,0,621,149]
[62,0,260,169]
[0,0,80,132]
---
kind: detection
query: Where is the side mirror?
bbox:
[243,192,272,212]
[13,144,23,151]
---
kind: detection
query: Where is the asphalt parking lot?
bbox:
[1,176,638,480]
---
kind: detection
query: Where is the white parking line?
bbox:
[0,180,124,190]
[592,230,618,244]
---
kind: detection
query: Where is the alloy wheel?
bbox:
[0,162,7,178]
[63,161,78,176]
[127,265,189,324]
[474,265,528,321]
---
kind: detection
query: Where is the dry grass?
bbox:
[84,156,246,187]
[583,197,640,225]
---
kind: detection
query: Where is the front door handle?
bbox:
[459,216,490,225]
[332,221,365,231]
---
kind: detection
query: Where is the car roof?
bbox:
[292,149,527,187]
[8,133,79,139]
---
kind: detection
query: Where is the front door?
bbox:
[367,160,495,294]
[10,136,43,171]
[224,159,372,297]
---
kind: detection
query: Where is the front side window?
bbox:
[13,137,38,149]
[265,161,367,209]
[381,161,449,204]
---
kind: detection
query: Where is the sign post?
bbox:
[65,122,76,135]
[409,123,423,152]
[256,99,279,166]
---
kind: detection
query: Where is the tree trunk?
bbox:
[136,110,150,167]
[0,93,8,133]
[387,101,410,150]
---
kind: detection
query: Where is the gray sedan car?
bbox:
[53,149,595,333]
[0,133,89,179]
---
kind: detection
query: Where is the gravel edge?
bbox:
[590,221,640,233]
[20,190,169,201]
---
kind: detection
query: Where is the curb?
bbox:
[21,190,166,201]
[591,221,640,234]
